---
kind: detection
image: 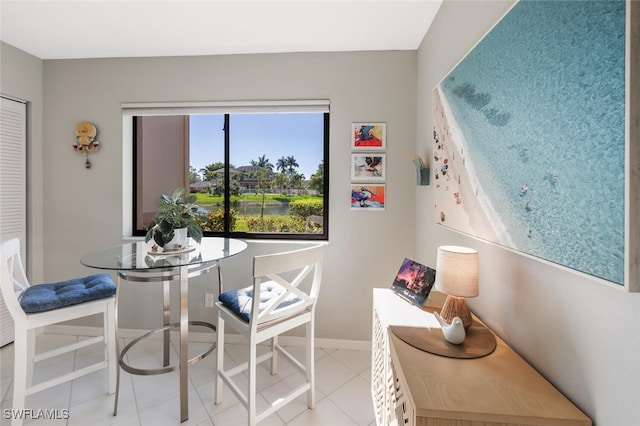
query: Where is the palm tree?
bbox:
[289,172,306,191]
[276,157,287,174]
[200,162,226,181]
[285,155,299,177]
[250,155,273,170]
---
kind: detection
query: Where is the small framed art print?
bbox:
[351,123,386,150]
[351,154,386,181]
[350,184,385,210]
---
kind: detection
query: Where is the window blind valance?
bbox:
[122,100,330,116]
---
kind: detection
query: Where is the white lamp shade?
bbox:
[435,245,479,298]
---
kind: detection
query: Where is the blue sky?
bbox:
[189,113,324,179]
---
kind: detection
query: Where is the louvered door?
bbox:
[0,96,26,346]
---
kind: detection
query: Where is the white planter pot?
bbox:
[165,227,189,251]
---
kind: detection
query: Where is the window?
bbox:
[128,101,329,240]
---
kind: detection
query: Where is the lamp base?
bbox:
[440,295,473,331]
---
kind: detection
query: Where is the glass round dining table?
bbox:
[81,237,247,272]
[80,237,247,423]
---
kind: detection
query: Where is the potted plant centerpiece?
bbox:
[145,187,208,252]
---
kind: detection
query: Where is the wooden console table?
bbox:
[371,288,591,426]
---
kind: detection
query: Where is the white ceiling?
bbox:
[0,0,443,60]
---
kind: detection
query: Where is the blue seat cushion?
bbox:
[219,282,302,322]
[20,273,116,313]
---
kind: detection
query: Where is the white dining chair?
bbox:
[215,244,325,425]
[0,238,117,426]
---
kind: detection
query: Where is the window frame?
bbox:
[126,101,330,241]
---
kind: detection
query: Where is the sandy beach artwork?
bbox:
[432,1,626,285]
[432,88,501,245]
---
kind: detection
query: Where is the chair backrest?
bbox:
[250,244,325,327]
[1,238,31,321]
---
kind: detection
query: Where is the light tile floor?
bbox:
[0,333,375,426]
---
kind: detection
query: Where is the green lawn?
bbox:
[193,192,317,205]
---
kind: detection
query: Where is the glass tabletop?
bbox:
[80,237,248,271]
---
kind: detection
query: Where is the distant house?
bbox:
[189,181,211,192]
[212,165,276,192]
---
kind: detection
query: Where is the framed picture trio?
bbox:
[350,123,386,211]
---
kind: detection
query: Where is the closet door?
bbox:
[0,96,27,346]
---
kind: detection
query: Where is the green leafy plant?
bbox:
[145,188,208,247]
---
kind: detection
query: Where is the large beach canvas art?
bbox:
[433,1,627,286]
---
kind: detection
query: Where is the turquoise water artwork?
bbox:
[432,1,626,285]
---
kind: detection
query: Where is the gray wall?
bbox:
[0,42,45,284]
[415,1,640,425]
[31,50,417,338]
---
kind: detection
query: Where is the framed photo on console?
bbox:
[391,258,436,307]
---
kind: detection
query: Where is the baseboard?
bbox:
[43,324,371,351]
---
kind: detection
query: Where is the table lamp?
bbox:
[434,245,478,330]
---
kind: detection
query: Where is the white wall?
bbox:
[415,1,640,425]
[36,51,418,338]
